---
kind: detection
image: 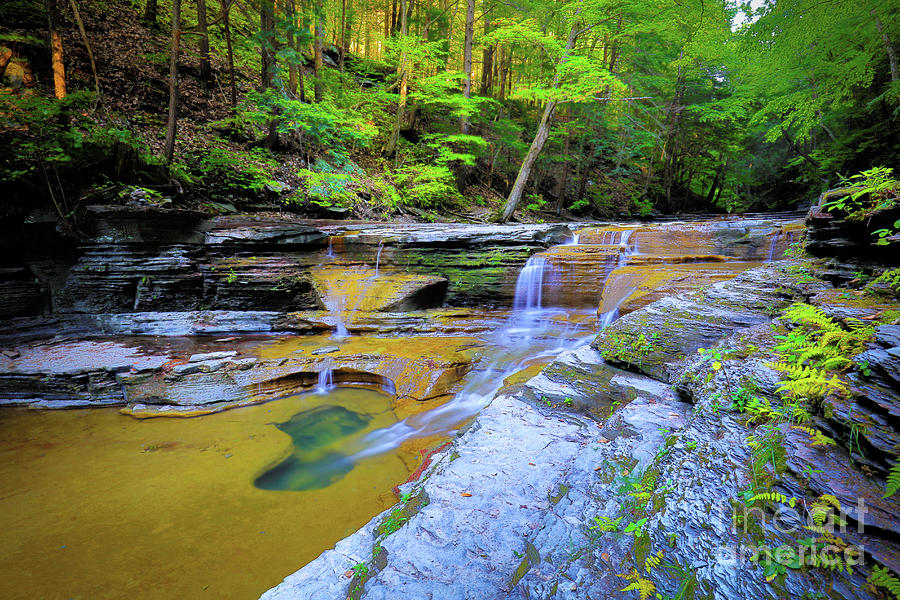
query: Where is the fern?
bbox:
[645,550,664,574]
[869,566,900,600]
[618,569,656,600]
[771,362,848,399]
[749,492,796,507]
[886,461,900,498]
[792,425,836,447]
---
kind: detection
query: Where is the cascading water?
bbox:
[766,232,779,261]
[513,255,547,311]
[327,237,335,258]
[374,241,384,277]
[316,363,335,394]
[598,228,638,328]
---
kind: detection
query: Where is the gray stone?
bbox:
[188,351,238,363]
[311,346,341,355]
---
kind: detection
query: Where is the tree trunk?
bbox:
[143,0,158,26]
[339,0,347,78]
[872,10,899,82]
[221,0,236,105]
[260,0,276,90]
[197,0,211,88]
[497,46,506,101]
[68,0,101,98]
[460,0,474,134]
[391,0,397,34]
[46,0,66,99]
[164,0,181,164]
[480,10,492,96]
[286,0,298,95]
[384,0,407,157]
[384,0,390,40]
[314,1,324,102]
[555,125,570,214]
[500,21,580,222]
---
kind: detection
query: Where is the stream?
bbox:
[0,216,803,599]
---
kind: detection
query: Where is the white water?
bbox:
[374,241,384,277]
[766,231,781,262]
[513,255,547,312]
[597,228,638,326]
[349,244,597,462]
[327,237,335,258]
[316,364,335,394]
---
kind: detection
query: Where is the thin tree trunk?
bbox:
[164,0,181,163]
[68,0,101,98]
[339,0,347,78]
[391,0,397,34]
[46,0,66,99]
[384,0,390,40]
[314,1,324,102]
[480,9,492,95]
[260,0,275,90]
[287,0,298,95]
[872,10,899,82]
[500,21,581,222]
[221,0,236,105]
[555,123,570,214]
[197,0,211,88]
[460,0,474,134]
[143,0,158,26]
[384,0,407,157]
[497,46,506,101]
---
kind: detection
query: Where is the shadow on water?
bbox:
[255,403,373,491]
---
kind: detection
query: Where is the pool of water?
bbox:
[0,387,426,600]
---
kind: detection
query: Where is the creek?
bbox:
[0,214,803,599]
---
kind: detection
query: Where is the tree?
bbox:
[164,0,181,163]
[197,0,211,88]
[460,0,474,134]
[46,0,66,99]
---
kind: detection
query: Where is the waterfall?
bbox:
[374,241,384,277]
[327,237,335,258]
[316,365,335,394]
[513,255,547,311]
[766,231,781,262]
[598,229,638,327]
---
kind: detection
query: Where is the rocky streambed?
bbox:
[5,206,894,600]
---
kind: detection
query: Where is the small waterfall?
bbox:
[598,229,638,327]
[326,237,335,258]
[513,255,547,311]
[766,231,781,262]
[332,297,350,338]
[316,364,335,394]
[374,241,384,277]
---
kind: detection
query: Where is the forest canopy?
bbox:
[1,0,898,222]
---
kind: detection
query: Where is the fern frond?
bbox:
[886,461,900,498]
[644,550,664,574]
[869,566,900,599]
[618,569,656,600]
[749,492,796,507]
[783,303,840,331]
[792,425,836,446]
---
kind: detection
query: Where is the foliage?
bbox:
[822,167,899,219]
[886,462,900,499]
[869,566,900,600]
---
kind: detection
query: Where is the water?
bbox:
[513,255,548,311]
[255,404,370,491]
[316,365,335,394]
[327,236,335,258]
[374,241,384,277]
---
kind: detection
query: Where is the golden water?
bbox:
[0,388,422,600]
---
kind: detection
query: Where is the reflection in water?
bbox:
[255,404,371,491]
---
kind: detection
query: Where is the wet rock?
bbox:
[311,346,341,355]
[532,225,575,245]
[188,351,238,362]
[592,265,811,381]
[805,192,900,265]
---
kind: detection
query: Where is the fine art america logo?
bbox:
[725,493,868,580]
